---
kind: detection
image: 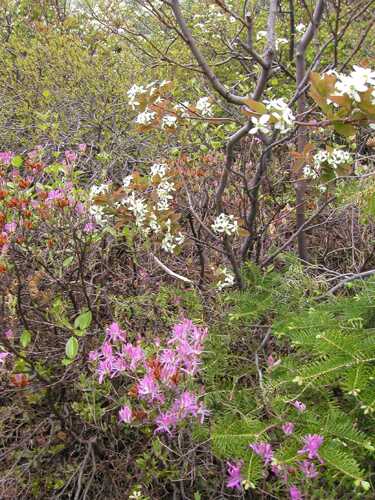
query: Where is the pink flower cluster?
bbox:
[0,151,14,165]
[89,319,209,435]
[226,403,325,499]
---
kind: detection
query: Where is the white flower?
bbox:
[303,165,318,179]
[161,230,185,253]
[212,213,239,236]
[249,114,271,135]
[127,84,145,109]
[148,212,161,234]
[161,114,177,128]
[157,179,175,211]
[313,149,351,175]
[196,96,213,117]
[175,232,185,245]
[256,30,267,41]
[335,73,368,103]
[328,149,351,167]
[319,185,327,193]
[122,175,133,190]
[124,192,148,227]
[150,163,167,179]
[217,267,235,291]
[89,183,110,198]
[314,150,328,168]
[265,98,295,133]
[174,101,190,118]
[89,204,106,225]
[136,109,157,125]
[351,66,375,87]
[296,22,306,33]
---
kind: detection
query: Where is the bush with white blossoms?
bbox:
[212,213,239,236]
[112,164,185,254]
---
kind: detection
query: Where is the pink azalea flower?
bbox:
[292,400,306,412]
[64,150,78,163]
[4,222,17,233]
[299,460,319,478]
[0,352,10,365]
[282,422,295,435]
[88,350,99,362]
[250,442,273,464]
[119,405,133,423]
[137,374,160,400]
[226,461,243,490]
[97,359,112,384]
[0,151,14,165]
[289,485,303,500]
[172,391,199,418]
[122,343,145,371]
[75,202,85,215]
[83,222,95,233]
[298,434,324,461]
[106,322,125,342]
[4,329,14,340]
[154,411,178,435]
[78,143,87,153]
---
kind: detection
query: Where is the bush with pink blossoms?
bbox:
[88,319,209,435]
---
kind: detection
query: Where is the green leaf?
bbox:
[11,155,23,168]
[63,256,74,268]
[333,122,356,138]
[62,357,73,366]
[20,330,31,348]
[74,310,92,331]
[65,336,79,359]
[243,97,267,114]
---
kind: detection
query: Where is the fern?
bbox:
[208,264,375,495]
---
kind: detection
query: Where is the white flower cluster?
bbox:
[151,163,167,179]
[123,191,149,228]
[174,101,190,118]
[122,165,183,253]
[304,149,351,179]
[196,96,213,117]
[157,179,175,211]
[217,267,235,291]
[161,114,177,129]
[127,80,171,110]
[212,213,238,236]
[161,220,185,253]
[89,183,110,225]
[250,98,295,135]
[328,66,375,103]
[136,109,157,125]
[314,149,351,169]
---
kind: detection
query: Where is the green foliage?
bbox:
[206,263,375,494]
